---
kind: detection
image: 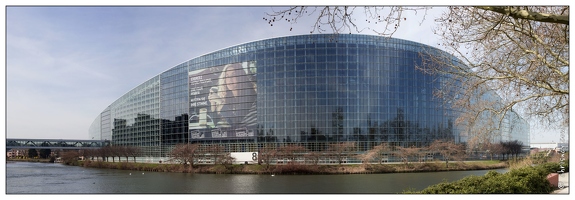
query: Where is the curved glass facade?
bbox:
[89,34,529,157]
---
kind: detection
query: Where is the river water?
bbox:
[5,161,508,194]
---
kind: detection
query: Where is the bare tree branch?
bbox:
[475,6,569,25]
[265,6,430,36]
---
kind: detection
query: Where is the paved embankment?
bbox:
[553,172,569,194]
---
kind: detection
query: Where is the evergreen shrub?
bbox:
[414,165,554,194]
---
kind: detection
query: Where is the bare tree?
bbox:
[499,141,510,160]
[510,140,524,159]
[97,146,111,162]
[118,146,128,162]
[105,146,115,162]
[416,146,430,163]
[193,144,235,167]
[304,151,322,165]
[429,140,465,168]
[328,142,356,165]
[201,144,227,164]
[473,6,568,25]
[84,149,98,161]
[60,150,80,164]
[169,143,201,169]
[264,6,430,36]
[500,140,524,160]
[395,145,420,166]
[109,146,123,163]
[427,6,568,147]
[217,152,236,171]
[359,142,391,164]
[484,142,504,160]
[258,146,277,169]
[120,146,130,162]
[82,149,91,161]
[124,146,141,163]
[276,144,307,165]
[74,149,84,160]
[265,6,569,143]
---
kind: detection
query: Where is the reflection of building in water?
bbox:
[90,34,530,159]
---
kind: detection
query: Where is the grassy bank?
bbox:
[64,160,507,175]
[7,158,54,163]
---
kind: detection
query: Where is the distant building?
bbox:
[531,142,569,152]
[7,149,26,158]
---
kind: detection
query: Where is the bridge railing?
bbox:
[6,138,110,150]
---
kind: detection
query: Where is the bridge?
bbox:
[6,138,110,150]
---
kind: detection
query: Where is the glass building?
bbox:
[89,34,529,157]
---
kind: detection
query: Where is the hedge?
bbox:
[408,164,557,194]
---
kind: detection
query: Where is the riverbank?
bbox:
[62,159,508,175]
[6,158,54,163]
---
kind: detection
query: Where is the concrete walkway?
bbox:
[553,172,569,194]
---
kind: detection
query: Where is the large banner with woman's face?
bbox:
[188,61,257,140]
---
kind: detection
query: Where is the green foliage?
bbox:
[115,162,129,170]
[401,187,419,194]
[64,160,80,166]
[413,165,554,194]
[504,166,553,193]
[538,161,569,173]
[245,164,266,172]
[210,165,228,173]
[537,162,561,173]
[39,149,51,159]
[28,149,38,158]
[530,152,549,164]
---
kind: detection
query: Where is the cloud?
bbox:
[0,6,463,140]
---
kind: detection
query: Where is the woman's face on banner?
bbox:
[225,68,240,91]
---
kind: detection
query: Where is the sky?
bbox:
[2,2,570,144]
